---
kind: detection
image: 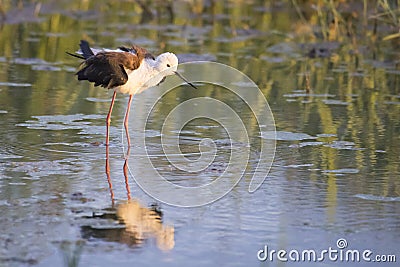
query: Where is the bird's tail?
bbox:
[79,40,95,59]
[65,51,85,59]
[66,40,95,60]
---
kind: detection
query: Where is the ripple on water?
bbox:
[0,143,31,161]
[7,159,83,178]
[324,140,365,150]
[31,65,62,71]
[316,133,337,138]
[260,55,287,63]
[283,92,336,98]
[11,57,67,72]
[267,42,298,54]
[85,97,111,102]
[0,81,32,87]
[38,142,106,162]
[354,194,400,202]
[283,163,314,168]
[16,114,105,131]
[177,53,217,63]
[78,125,111,135]
[115,37,156,47]
[322,99,351,105]
[0,153,24,160]
[289,141,325,148]
[13,57,49,65]
[44,142,94,147]
[145,129,162,138]
[384,101,400,105]
[322,168,360,174]
[262,131,316,141]
[230,81,256,87]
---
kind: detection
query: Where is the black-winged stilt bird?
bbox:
[67,40,197,149]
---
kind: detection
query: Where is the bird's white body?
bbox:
[119,54,178,95]
[87,47,178,95]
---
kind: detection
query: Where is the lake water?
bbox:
[0,1,399,266]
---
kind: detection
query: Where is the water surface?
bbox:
[0,1,399,266]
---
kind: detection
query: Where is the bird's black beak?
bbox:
[174,71,197,89]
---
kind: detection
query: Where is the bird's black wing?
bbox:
[76,52,139,89]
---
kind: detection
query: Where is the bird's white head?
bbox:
[154,52,197,89]
[156,52,179,76]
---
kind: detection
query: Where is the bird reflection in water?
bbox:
[80,199,175,251]
[105,144,115,201]
[119,145,174,250]
[85,144,174,251]
[105,132,132,203]
[117,199,175,251]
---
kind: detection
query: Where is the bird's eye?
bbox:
[167,64,171,67]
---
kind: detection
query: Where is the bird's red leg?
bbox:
[106,91,117,147]
[124,94,133,147]
[105,91,117,185]
[123,95,133,199]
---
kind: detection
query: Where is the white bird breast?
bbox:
[116,58,165,95]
